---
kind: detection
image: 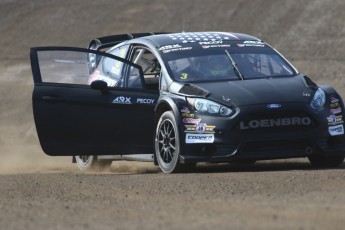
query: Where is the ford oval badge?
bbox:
[267,104,282,109]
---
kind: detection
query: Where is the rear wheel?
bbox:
[155,111,188,173]
[308,155,344,168]
[75,156,112,171]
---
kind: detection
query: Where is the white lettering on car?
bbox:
[112,96,131,104]
[329,125,344,136]
[185,134,214,144]
[136,98,155,104]
[240,117,312,130]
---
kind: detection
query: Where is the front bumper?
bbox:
[179,103,345,163]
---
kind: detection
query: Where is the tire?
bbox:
[308,155,344,168]
[75,155,112,171]
[155,111,187,173]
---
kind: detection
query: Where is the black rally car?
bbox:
[30,32,345,173]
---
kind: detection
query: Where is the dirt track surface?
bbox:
[1,0,345,229]
[1,161,345,230]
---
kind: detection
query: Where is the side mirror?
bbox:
[90,80,108,94]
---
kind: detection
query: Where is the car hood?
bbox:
[175,75,317,107]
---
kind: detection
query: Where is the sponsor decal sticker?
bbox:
[183,118,201,124]
[159,44,182,51]
[181,106,190,113]
[330,107,342,115]
[202,44,231,49]
[267,104,282,109]
[162,47,192,53]
[330,102,340,108]
[180,73,188,80]
[330,96,339,104]
[182,113,194,118]
[199,40,231,49]
[199,40,223,45]
[327,115,343,126]
[237,41,265,48]
[137,98,155,104]
[185,133,215,144]
[185,123,216,133]
[240,117,312,130]
[329,124,344,136]
[113,96,131,104]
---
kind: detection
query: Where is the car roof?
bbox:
[138,32,261,48]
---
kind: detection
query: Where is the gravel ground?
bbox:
[1,160,345,230]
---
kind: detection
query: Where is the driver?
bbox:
[203,55,233,78]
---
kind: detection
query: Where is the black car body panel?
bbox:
[193,75,313,106]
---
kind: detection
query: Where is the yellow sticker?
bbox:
[180,73,188,80]
[115,61,121,68]
[120,49,126,58]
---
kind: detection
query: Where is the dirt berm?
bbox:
[0,1,345,229]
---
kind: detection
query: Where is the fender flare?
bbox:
[154,95,188,162]
[154,95,184,127]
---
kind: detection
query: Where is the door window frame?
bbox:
[127,45,162,91]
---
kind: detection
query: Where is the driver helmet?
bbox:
[207,55,230,76]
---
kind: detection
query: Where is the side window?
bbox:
[37,50,94,85]
[130,47,161,91]
[101,45,129,86]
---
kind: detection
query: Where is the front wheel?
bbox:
[155,111,185,173]
[75,156,112,171]
[308,155,344,168]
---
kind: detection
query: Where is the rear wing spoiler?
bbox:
[88,32,171,51]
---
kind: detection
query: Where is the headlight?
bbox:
[310,88,325,112]
[187,98,234,116]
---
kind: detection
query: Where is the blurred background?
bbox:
[0,0,344,173]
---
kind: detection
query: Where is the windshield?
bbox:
[159,41,297,82]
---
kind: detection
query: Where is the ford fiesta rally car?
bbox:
[30,32,345,173]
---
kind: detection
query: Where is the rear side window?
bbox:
[102,45,129,80]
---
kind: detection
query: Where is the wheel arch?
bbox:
[154,96,182,127]
[319,85,345,106]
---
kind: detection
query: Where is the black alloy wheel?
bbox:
[155,111,183,173]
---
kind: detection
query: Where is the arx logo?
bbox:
[159,44,181,51]
[113,96,131,104]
